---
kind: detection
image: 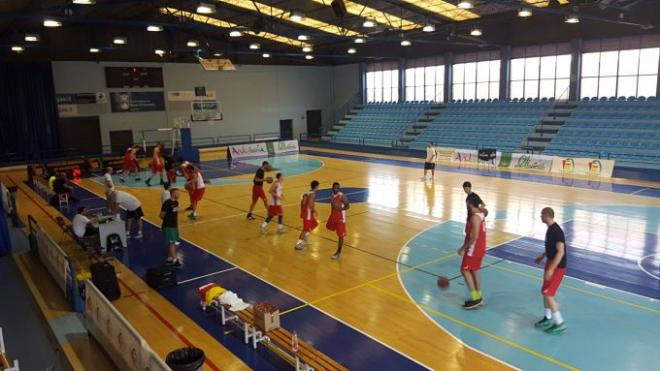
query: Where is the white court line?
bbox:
[177,267,238,285]
[630,188,650,195]
[637,254,660,280]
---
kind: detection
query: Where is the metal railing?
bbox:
[253,132,281,141]
[216,134,252,145]
[324,92,362,135]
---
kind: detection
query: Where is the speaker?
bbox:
[194,86,206,97]
[331,0,347,18]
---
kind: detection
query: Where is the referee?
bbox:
[424,142,437,180]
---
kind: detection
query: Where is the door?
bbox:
[279,119,293,140]
[306,110,322,137]
[109,130,134,154]
[59,116,102,155]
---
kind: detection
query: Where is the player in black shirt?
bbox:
[463,181,488,220]
[161,188,181,267]
[246,161,274,220]
[534,207,567,334]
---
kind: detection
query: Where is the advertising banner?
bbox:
[551,157,615,177]
[451,149,479,164]
[229,142,268,159]
[110,92,165,112]
[272,140,299,155]
[508,153,554,172]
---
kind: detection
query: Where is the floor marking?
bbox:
[637,254,660,280]
[630,187,650,195]
[367,284,579,371]
[177,267,238,285]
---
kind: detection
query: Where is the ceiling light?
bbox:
[25,33,39,42]
[401,39,411,47]
[213,52,222,57]
[565,14,580,24]
[196,2,216,14]
[147,25,163,32]
[347,48,356,54]
[43,19,62,27]
[305,55,314,60]
[72,0,95,4]
[470,27,482,36]
[229,30,242,37]
[11,46,24,53]
[297,34,308,41]
[89,47,100,53]
[187,40,199,47]
[518,8,532,17]
[262,52,271,58]
[363,18,376,28]
[354,37,365,44]
[155,49,165,56]
[457,0,474,9]
[249,43,261,50]
[423,24,435,32]
[113,37,127,45]
[289,11,304,22]
[302,45,313,53]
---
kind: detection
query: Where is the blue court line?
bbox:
[32,181,429,370]
[301,149,660,198]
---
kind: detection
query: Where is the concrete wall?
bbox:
[51,61,360,148]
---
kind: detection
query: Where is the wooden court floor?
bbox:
[7,147,660,370]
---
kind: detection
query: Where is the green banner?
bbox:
[498,152,512,167]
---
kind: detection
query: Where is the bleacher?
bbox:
[544,96,660,168]
[410,98,554,151]
[333,102,430,147]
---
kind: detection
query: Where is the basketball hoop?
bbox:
[196,56,236,71]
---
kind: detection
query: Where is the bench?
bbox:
[210,303,347,371]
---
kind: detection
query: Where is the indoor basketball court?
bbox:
[0,1,659,371]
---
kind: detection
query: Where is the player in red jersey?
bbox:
[534,207,567,334]
[260,173,285,234]
[120,145,140,183]
[180,161,195,211]
[457,196,487,309]
[247,161,274,220]
[186,164,206,220]
[295,180,320,250]
[327,182,350,260]
[145,143,165,187]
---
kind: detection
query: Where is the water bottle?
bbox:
[292,331,299,353]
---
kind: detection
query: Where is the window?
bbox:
[580,47,659,99]
[365,63,399,103]
[405,64,445,102]
[510,54,571,100]
[452,59,500,100]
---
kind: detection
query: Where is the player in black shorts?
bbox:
[246,161,274,220]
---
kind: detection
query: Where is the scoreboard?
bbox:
[105,67,163,88]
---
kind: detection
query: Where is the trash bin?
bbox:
[165,347,205,371]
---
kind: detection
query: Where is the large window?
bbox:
[405,57,445,102]
[580,48,659,98]
[452,59,500,100]
[366,62,399,103]
[510,55,571,100]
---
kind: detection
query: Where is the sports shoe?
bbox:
[172,259,183,268]
[185,205,193,211]
[166,259,175,266]
[145,179,151,187]
[259,223,267,235]
[125,231,131,238]
[331,252,341,260]
[277,226,286,234]
[187,213,197,220]
[246,214,255,220]
[135,232,143,239]
[534,317,553,329]
[462,298,483,310]
[545,323,566,334]
[135,177,142,181]
[294,241,304,250]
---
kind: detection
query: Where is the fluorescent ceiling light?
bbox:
[470,27,482,36]
[11,46,24,52]
[565,14,579,23]
[302,46,313,53]
[310,0,421,30]
[147,25,163,32]
[297,34,309,41]
[113,37,127,45]
[196,3,216,14]
[25,34,39,42]
[229,30,242,37]
[401,39,411,47]
[399,0,478,21]
[362,19,376,28]
[518,8,533,17]
[155,49,165,56]
[457,0,473,9]
[305,55,314,60]
[72,0,95,4]
[347,48,356,54]
[89,47,100,53]
[423,24,435,32]
[187,40,199,47]
[262,52,271,58]
[289,11,304,22]
[249,43,260,50]
[354,37,365,44]
[213,52,222,56]
[43,19,62,27]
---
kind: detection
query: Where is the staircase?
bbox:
[520,101,577,153]
[398,103,444,147]
[323,105,363,140]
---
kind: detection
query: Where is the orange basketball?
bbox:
[437,276,450,290]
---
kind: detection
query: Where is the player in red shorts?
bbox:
[120,145,140,183]
[327,182,350,260]
[457,196,487,309]
[295,180,320,250]
[260,173,284,234]
[186,164,205,220]
[246,161,273,220]
[534,207,567,334]
[145,143,165,187]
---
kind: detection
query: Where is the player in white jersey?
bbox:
[260,173,285,234]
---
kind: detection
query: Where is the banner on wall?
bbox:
[228,142,269,159]
[551,157,615,177]
[451,149,479,164]
[191,100,222,121]
[271,140,299,154]
[110,92,165,113]
[508,153,554,172]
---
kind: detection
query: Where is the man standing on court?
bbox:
[534,207,567,334]
[186,163,205,220]
[327,182,350,260]
[145,142,165,187]
[424,142,437,180]
[295,180,320,250]
[457,196,487,309]
[246,161,273,220]
[260,172,285,234]
[161,188,182,267]
[463,181,488,219]
[107,190,144,239]
[103,167,115,192]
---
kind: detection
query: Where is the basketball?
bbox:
[437,276,450,290]
[265,176,274,183]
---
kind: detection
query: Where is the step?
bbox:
[535,128,560,134]
[338,120,350,125]
[413,123,429,129]
[540,119,566,126]
[321,135,333,141]
[527,137,552,143]
[327,130,338,135]
[417,117,433,123]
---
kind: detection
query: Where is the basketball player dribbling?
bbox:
[327,182,350,260]
[457,196,487,309]
[295,180,320,250]
[145,143,165,187]
[247,161,273,220]
[120,145,140,183]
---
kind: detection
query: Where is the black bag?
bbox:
[90,262,121,301]
[146,265,177,289]
[106,233,123,251]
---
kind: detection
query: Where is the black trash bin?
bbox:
[166,347,205,371]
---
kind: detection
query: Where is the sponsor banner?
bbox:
[551,157,615,177]
[191,100,222,121]
[58,104,78,117]
[110,91,165,113]
[272,140,299,154]
[229,142,268,159]
[508,153,554,172]
[168,90,216,101]
[57,92,105,105]
[451,149,479,164]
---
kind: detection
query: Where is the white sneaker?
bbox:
[259,223,267,235]
[294,241,304,250]
[135,232,143,239]
[277,226,286,234]
[331,252,341,260]
[125,232,131,239]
